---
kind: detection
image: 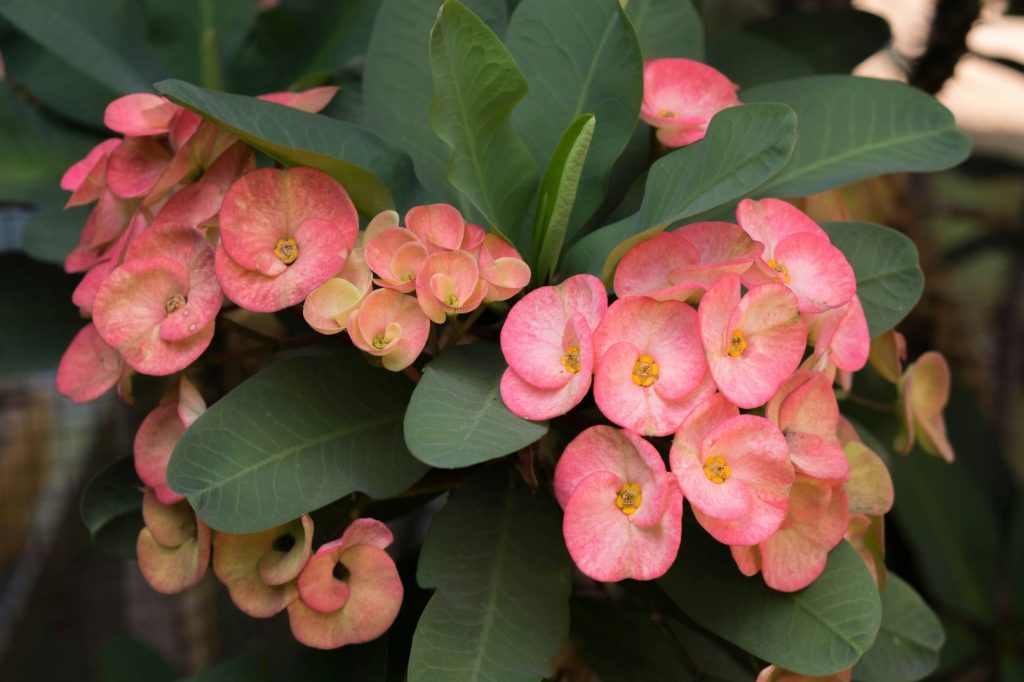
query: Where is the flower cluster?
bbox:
[501,198,890,590]
[305,203,530,370]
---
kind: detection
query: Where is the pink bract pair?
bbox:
[639,58,741,147]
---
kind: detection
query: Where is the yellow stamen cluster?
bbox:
[658,109,678,119]
[632,355,660,387]
[372,333,391,350]
[164,295,186,315]
[703,456,731,484]
[274,237,299,265]
[727,330,747,357]
[445,294,460,307]
[767,259,791,284]
[561,345,581,374]
[616,483,643,515]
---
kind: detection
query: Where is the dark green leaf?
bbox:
[743,76,972,198]
[0,82,97,204]
[285,637,389,682]
[80,458,144,560]
[821,221,924,338]
[706,33,814,90]
[409,466,570,681]
[624,0,703,60]
[745,8,890,75]
[168,351,428,533]
[100,635,178,682]
[362,0,507,213]
[20,205,88,266]
[428,0,538,244]
[0,0,160,94]
[404,343,548,469]
[890,451,998,623]
[0,254,82,375]
[155,79,412,216]
[507,0,642,236]
[562,102,797,280]
[660,528,881,676]
[531,114,596,281]
[180,653,260,681]
[853,573,944,682]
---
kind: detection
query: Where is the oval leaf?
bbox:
[168,351,428,533]
[743,75,971,198]
[854,573,945,682]
[507,0,642,234]
[409,466,571,681]
[80,457,144,560]
[404,343,548,468]
[821,221,924,337]
[624,0,704,60]
[532,114,596,282]
[155,79,412,216]
[659,527,882,676]
[428,0,539,244]
[563,102,797,280]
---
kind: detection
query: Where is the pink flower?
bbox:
[150,180,225,231]
[895,351,954,462]
[304,250,373,335]
[93,224,221,375]
[554,426,682,582]
[364,210,427,293]
[804,295,870,372]
[731,476,849,592]
[765,370,849,482]
[757,665,852,682]
[477,233,530,302]
[414,250,487,323]
[61,138,120,207]
[639,58,740,147]
[213,515,314,617]
[134,378,207,505]
[56,323,125,403]
[614,222,762,303]
[593,296,708,436]
[64,191,136,273]
[500,274,607,421]
[104,94,179,137]
[107,136,172,199]
[671,396,794,545]
[258,86,340,113]
[347,289,431,371]
[405,203,466,252]
[698,274,806,409]
[737,199,856,314]
[137,489,211,594]
[288,518,403,649]
[216,167,359,312]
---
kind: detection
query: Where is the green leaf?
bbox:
[154,79,411,216]
[180,654,260,681]
[743,76,972,198]
[853,574,945,682]
[531,114,596,281]
[362,0,508,214]
[20,205,89,266]
[80,458,145,560]
[889,450,998,623]
[0,82,97,204]
[624,0,704,60]
[660,528,882,676]
[404,343,548,469]
[168,351,428,533]
[0,0,160,94]
[745,8,890,75]
[100,635,178,682]
[507,0,642,235]
[428,0,539,244]
[409,466,571,681]
[706,33,814,90]
[0,254,82,375]
[820,221,925,338]
[562,102,797,280]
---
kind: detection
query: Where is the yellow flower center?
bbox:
[632,355,659,387]
[274,237,299,265]
[561,346,581,374]
[727,330,747,357]
[767,259,791,284]
[164,295,186,315]
[658,109,678,119]
[445,294,460,307]
[615,483,643,515]
[372,333,390,350]
[703,456,731,484]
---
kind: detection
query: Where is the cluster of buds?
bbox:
[501,199,901,591]
[304,203,530,370]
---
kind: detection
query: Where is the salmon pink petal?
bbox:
[63,138,121,207]
[288,543,403,649]
[56,324,124,403]
[347,289,430,371]
[415,250,485,323]
[736,198,825,247]
[478,234,530,302]
[897,352,954,462]
[675,220,764,272]
[366,227,426,292]
[258,86,340,113]
[303,253,373,334]
[297,552,351,614]
[639,58,740,147]
[768,232,855,313]
[807,296,870,372]
[613,231,699,300]
[177,377,206,427]
[770,371,848,481]
[844,442,894,515]
[461,223,486,254]
[669,392,740,460]
[338,518,394,551]
[107,136,172,199]
[104,94,179,136]
[151,181,224,230]
[134,403,186,505]
[363,209,401,243]
[201,141,256,192]
[405,203,465,252]
[499,365,592,421]
[503,294,585,390]
[168,109,203,150]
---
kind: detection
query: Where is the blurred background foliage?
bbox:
[0,0,1021,679]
